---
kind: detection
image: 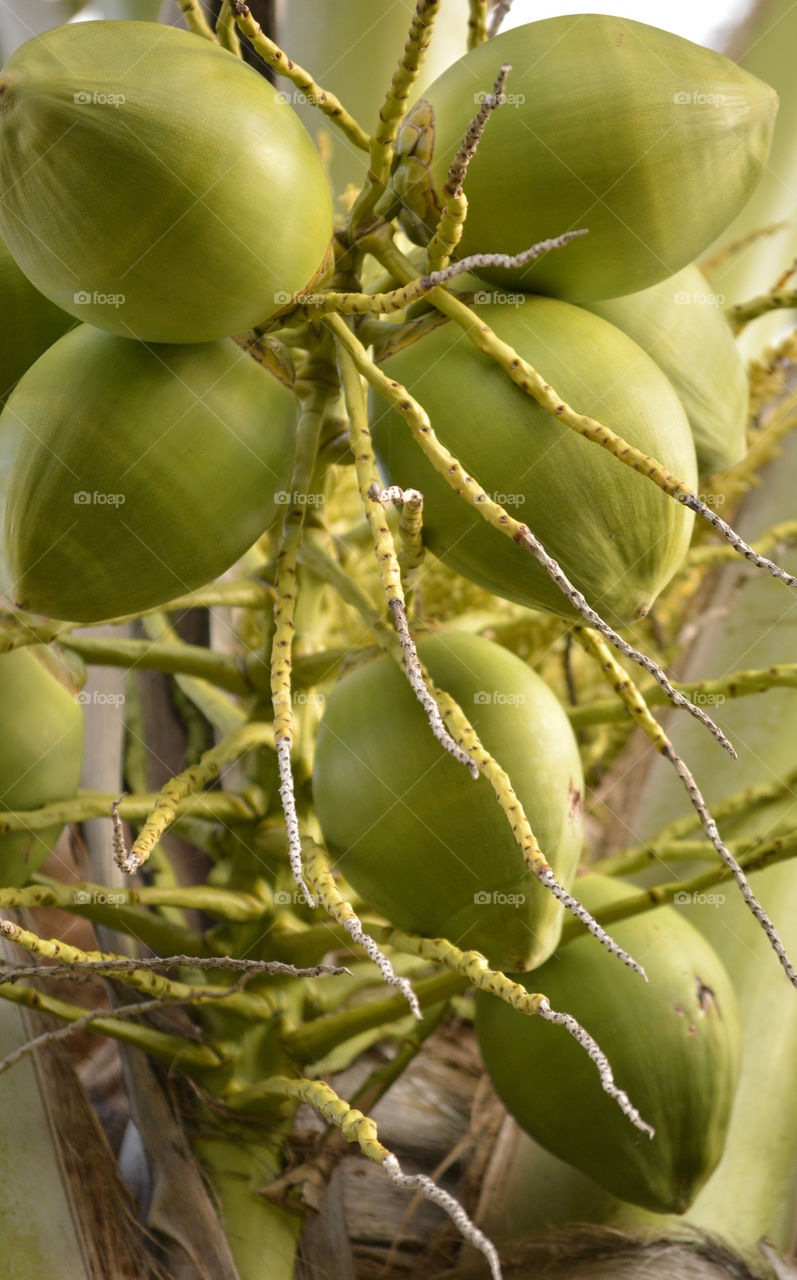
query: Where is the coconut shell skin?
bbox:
[312,632,584,973]
[0,234,74,406]
[475,874,742,1214]
[0,646,83,886]
[372,297,697,629]
[586,265,748,476]
[4,325,296,623]
[391,15,776,301]
[0,22,334,343]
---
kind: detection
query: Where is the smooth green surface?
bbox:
[475,874,741,1214]
[706,0,797,355]
[587,265,749,476]
[5,325,296,621]
[313,631,584,972]
[0,234,73,406]
[0,21,333,341]
[0,646,83,885]
[393,15,776,300]
[372,296,697,627]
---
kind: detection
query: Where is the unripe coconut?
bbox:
[0,22,334,342]
[0,646,83,886]
[391,15,776,300]
[4,325,296,622]
[0,233,73,405]
[312,631,584,972]
[586,265,748,476]
[475,875,742,1214]
[372,296,697,629]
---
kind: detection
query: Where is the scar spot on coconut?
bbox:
[696,977,717,1013]
[568,781,582,819]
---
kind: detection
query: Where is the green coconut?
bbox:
[390,15,776,300]
[475,874,742,1214]
[0,21,333,342]
[0,233,73,406]
[4,325,296,622]
[586,265,748,475]
[312,631,584,972]
[372,296,697,629]
[0,646,83,886]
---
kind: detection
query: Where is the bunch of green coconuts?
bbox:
[0,11,778,1213]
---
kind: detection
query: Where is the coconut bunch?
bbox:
[0,9,794,1280]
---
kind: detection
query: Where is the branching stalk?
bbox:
[350,0,441,230]
[336,333,479,776]
[230,3,370,152]
[118,722,275,872]
[303,839,422,1018]
[0,973,221,1068]
[569,663,797,729]
[229,1074,504,1280]
[729,288,797,332]
[573,627,797,985]
[387,929,652,1134]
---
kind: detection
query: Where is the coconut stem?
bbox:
[0,584,273,654]
[573,626,797,986]
[488,0,514,36]
[118,721,275,872]
[387,928,652,1133]
[569,661,797,729]
[560,829,797,943]
[444,61,510,197]
[228,1072,504,1280]
[269,357,333,909]
[215,0,242,55]
[337,337,479,776]
[62,635,251,693]
[372,484,426,593]
[229,3,371,152]
[271,394,327,906]
[685,519,797,569]
[284,230,587,322]
[426,60,512,270]
[611,766,797,860]
[0,918,280,1015]
[0,787,258,833]
[176,0,219,42]
[302,838,422,1018]
[0,992,196,1080]
[0,954,346,985]
[0,962,221,1070]
[468,0,490,48]
[729,288,797,332]
[350,0,442,232]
